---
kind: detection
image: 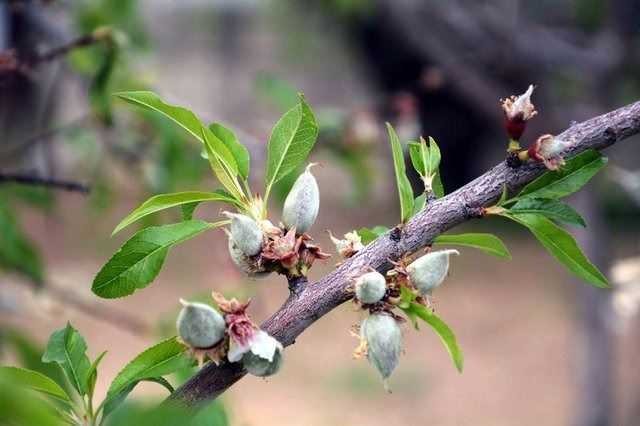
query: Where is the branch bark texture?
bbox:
[171,100,640,406]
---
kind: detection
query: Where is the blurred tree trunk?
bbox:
[573,189,614,426]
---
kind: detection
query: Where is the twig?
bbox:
[170,100,640,406]
[0,172,90,194]
[0,30,108,75]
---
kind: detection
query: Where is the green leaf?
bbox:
[501,212,608,287]
[387,123,414,222]
[264,95,319,200]
[86,351,107,400]
[201,126,245,202]
[104,337,190,415]
[510,198,586,227]
[112,190,239,235]
[517,150,607,200]
[209,122,250,180]
[103,377,175,417]
[0,366,71,402]
[93,220,217,298]
[433,233,511,259]
[357,226,390,245]
[408,142,426,176]
[114,91,204,143]
[432,170,445,198]
[114,91,247,202]
[41,323,91,396]
[412,193,426,216]
[408,137,443,198]
[427,137,442,177]
[0,201,44,284]
[0,375,64,426]
[181,203,199,221]
[401,303,463,372]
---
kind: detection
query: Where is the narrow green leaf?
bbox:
[434,233,511,259]
[112,190,239,235]
[264,95,319,200]
[104,337,190,415]
[0,366,71,402]
[357,226,390,245]
[387,123,414,222]
[517,150,607,200]
[501,212,608,287]
[510,198,586,227]
[114,91,204,142]
[432,171,445,198]
[408,142,425,176]
[103,377,176,417]
[201,127,245,202]
[41,323,91,396]
[427,137,441,176]
[93,220,217,298]
[86,351,107,400]
[209,122,250,180]
[402,303,463,372]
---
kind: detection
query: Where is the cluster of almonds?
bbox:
[225,164,329,279]
[177,293,283,377]
[501,85,568,170]
[351,249,460,391]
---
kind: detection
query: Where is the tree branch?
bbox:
[170,100,640,406]
[0,172,90,193]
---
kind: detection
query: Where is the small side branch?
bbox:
[0,172,90,194]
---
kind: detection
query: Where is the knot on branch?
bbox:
[287,276,308,296]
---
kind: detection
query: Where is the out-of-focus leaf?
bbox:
[0,201,44,285]
[501,212,608,287]
[510,198,586,227]
[92,221,218,298]
[0,375,64,426]
[434,233,511,259]
[0,366,71,402]
[264,95,318,200]
[41,323,91,396]
[386,123,414,222]
[89,41,118,125]
[254,71,299,112]
[112,190,238,235]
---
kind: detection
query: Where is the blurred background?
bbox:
[1,0,640,425]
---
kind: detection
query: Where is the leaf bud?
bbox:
[355,271,387,304]
[407,249,459,295]
[282,164,319,234]
[176,299,226,349]
[527,134,567,170]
